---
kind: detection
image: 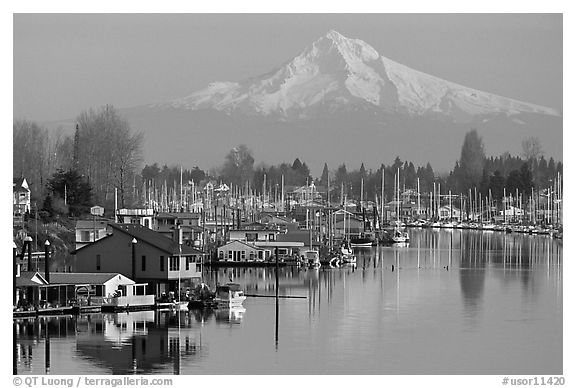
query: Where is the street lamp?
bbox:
[131,238,137,281]
[24,236,33,271]
[44,240,51,283]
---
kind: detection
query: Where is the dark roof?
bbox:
[75,219,110,229]
[72,223,204,255]
[156,212,201,219]
[13,177,29,192]
[276,231,318,246]
[111,223,203,255]
[16,272,48,287]
[48,273,131,285]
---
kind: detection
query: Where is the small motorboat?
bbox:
[391,228,410,243]
[303,250,321,268]
[214,283,247,307]
[340,240,353,256]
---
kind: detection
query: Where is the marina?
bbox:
[14,229,562,375]
[13,14,563,378]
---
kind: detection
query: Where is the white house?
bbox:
[13,178,31,221]
[75,219,110,249]
[217,240,268,262]
[439,205,462,220]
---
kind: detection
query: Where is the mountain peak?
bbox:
[310,30,380,64]
[324,29,346,41]
[165,31,560,120]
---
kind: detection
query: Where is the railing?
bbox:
[73,295,155,307]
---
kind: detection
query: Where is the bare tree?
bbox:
[75,105,143,207]
[13,120,50,201]
[522,137,543,161]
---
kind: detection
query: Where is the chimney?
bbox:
[173,224,183,244]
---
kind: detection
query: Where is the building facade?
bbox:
[72,223,203,296]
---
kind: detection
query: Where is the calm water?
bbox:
[14,229,562,375]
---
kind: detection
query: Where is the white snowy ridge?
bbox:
[161,30,560,119]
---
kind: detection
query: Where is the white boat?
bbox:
[214,283,247,307]
[172,300,189,311]
[391,228,410,243]
[303,249,321,268]
[340,241,353,256]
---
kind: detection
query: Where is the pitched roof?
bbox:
[276,231,319,246]
[75,219,110,229]
[13,177,30,192]
[218,240,264,250]
[48,272,134,285]
[72,223,203,255]
[16,272,48,287]
[111,223,203,255]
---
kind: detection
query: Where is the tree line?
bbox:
[15,109,562,221]
[14,105,143,220]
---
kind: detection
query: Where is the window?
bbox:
[169,256,179,271]
[96,254,101,271]
[228,251,233,260]
[241,251,246,260]
[269,234,275,241]
[81,231,90,241]
[249,251,255,260]
[186,256,189,271]
[141,255,146,271]
[219,251,224,259]
[160,256,165,271]
[246,232,258,241]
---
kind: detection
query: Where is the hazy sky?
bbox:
[14,13,562,122]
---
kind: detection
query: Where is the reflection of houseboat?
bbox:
[215,306,246,323]
[214,283,246,307]
[99,283,156,312]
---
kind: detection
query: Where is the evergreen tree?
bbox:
[46,169,93,217]
[458,129,486,192]
[320,163,329,188]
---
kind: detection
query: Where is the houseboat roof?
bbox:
[16,272,48,287]
[72,223,203,255]
[218,240,265,251]
[48,272,135,286]
[276,231,320,246]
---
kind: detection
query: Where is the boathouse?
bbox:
[217,240,267,262]
[72,223,203,296]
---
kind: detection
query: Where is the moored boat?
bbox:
[391,228,410,243]
[214,283,247,307]
[303,249,321,268]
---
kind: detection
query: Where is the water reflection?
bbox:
[14,307,246,375]
[14,230,562,375]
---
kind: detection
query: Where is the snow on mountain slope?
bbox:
[160,30,560,120]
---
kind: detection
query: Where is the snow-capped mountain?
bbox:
[121,29,561,173]
[160,30,559,121]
